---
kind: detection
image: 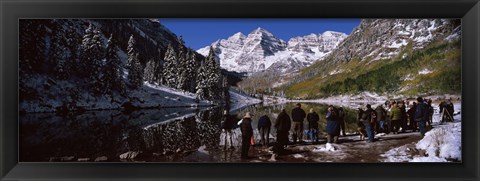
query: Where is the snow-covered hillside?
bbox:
[198,28,347,74]
[19,19,214,113]
[229,89,262,112]
[382,103,461,162]
[326,19,461,64]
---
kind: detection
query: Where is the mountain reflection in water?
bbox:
[20,103,357,162]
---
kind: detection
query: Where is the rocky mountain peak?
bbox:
[198,27,347,74]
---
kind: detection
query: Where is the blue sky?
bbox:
[160,19,361,50]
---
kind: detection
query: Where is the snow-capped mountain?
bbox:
[325,19,461,66]
[197,28,347,74]
[283,19,461,99]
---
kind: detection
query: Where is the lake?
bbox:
[19,102,359,162]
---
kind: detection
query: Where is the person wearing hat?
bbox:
[307,108,320,143]
[291,103,306,144]
[415,97,429,137]
[239,112,253,159]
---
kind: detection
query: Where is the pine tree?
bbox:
[195,60,208,100]
[128,53,144,89]
[143,58,157,83]
[104,34,125,94]
[79,23,104,87]
[155,50,163,85]
[162,44,177,88]
[126,35,136,69]
[204,46,221,100]
[184,49,198,93]
[49,26,69,80]
[19,20,46,75]
[176,36,187,90]
[65,24,80,73]
[196,46,222,101]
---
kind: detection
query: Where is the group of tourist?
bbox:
[221,97,455,159]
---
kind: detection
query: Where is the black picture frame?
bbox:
[1,0,479,180]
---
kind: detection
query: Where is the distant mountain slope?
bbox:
[281,19,461,99]
[197,28,347,74]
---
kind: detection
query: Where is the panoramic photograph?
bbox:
[19,19,461,163]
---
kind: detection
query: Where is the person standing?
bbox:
[357,108,367,141]
[274,109,291,155]
[221,110,235,149]
[257,115,271,147]
[399,101,408,133]
[361,104,376,143]
[446,98,455,122]
[407,102,417,132]
[439,101,447,123]
[325,106,340,143]
[389,103,402,134]
[239,112,253,159]
[291,103,306,144]
[337,107,347,136]
[415,97,429,137]
[426,99,434,127]
[307,108,320,143]
[375,105,387,133]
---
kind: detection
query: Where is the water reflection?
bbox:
[20,102,358,162]
[20,107,222,162]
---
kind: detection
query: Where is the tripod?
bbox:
[440,108,455,124]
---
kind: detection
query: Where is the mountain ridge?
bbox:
[197,27,347,74]
[281,19,461,99]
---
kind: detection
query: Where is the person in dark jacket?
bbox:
[362,104,376,143]
[446,98,455,122]
[407,103,417,132]
[274,109,291,155]
[375,105,387,133]
[357,108,367,141]
[326,106,340,143]
[221,110,235,149]
[291,103,306,144]
[439,101,447,123]
[257,115,271,147]
[240,112,253,159]
[337,107,347,136]
[307,108,320,143]
[415,97,429,137]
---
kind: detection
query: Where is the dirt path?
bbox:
[244,131,423,163]
[156,130,424,163]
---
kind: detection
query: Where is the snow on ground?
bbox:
[312,143,339,152]
[292,91,387,109]
[418,69,433,75]
[20,78,212,113]
[381,144,417,162]
[229,89,262,112]
[413,122,461,162]
[381,102,461,162]
[387,39,408,48]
